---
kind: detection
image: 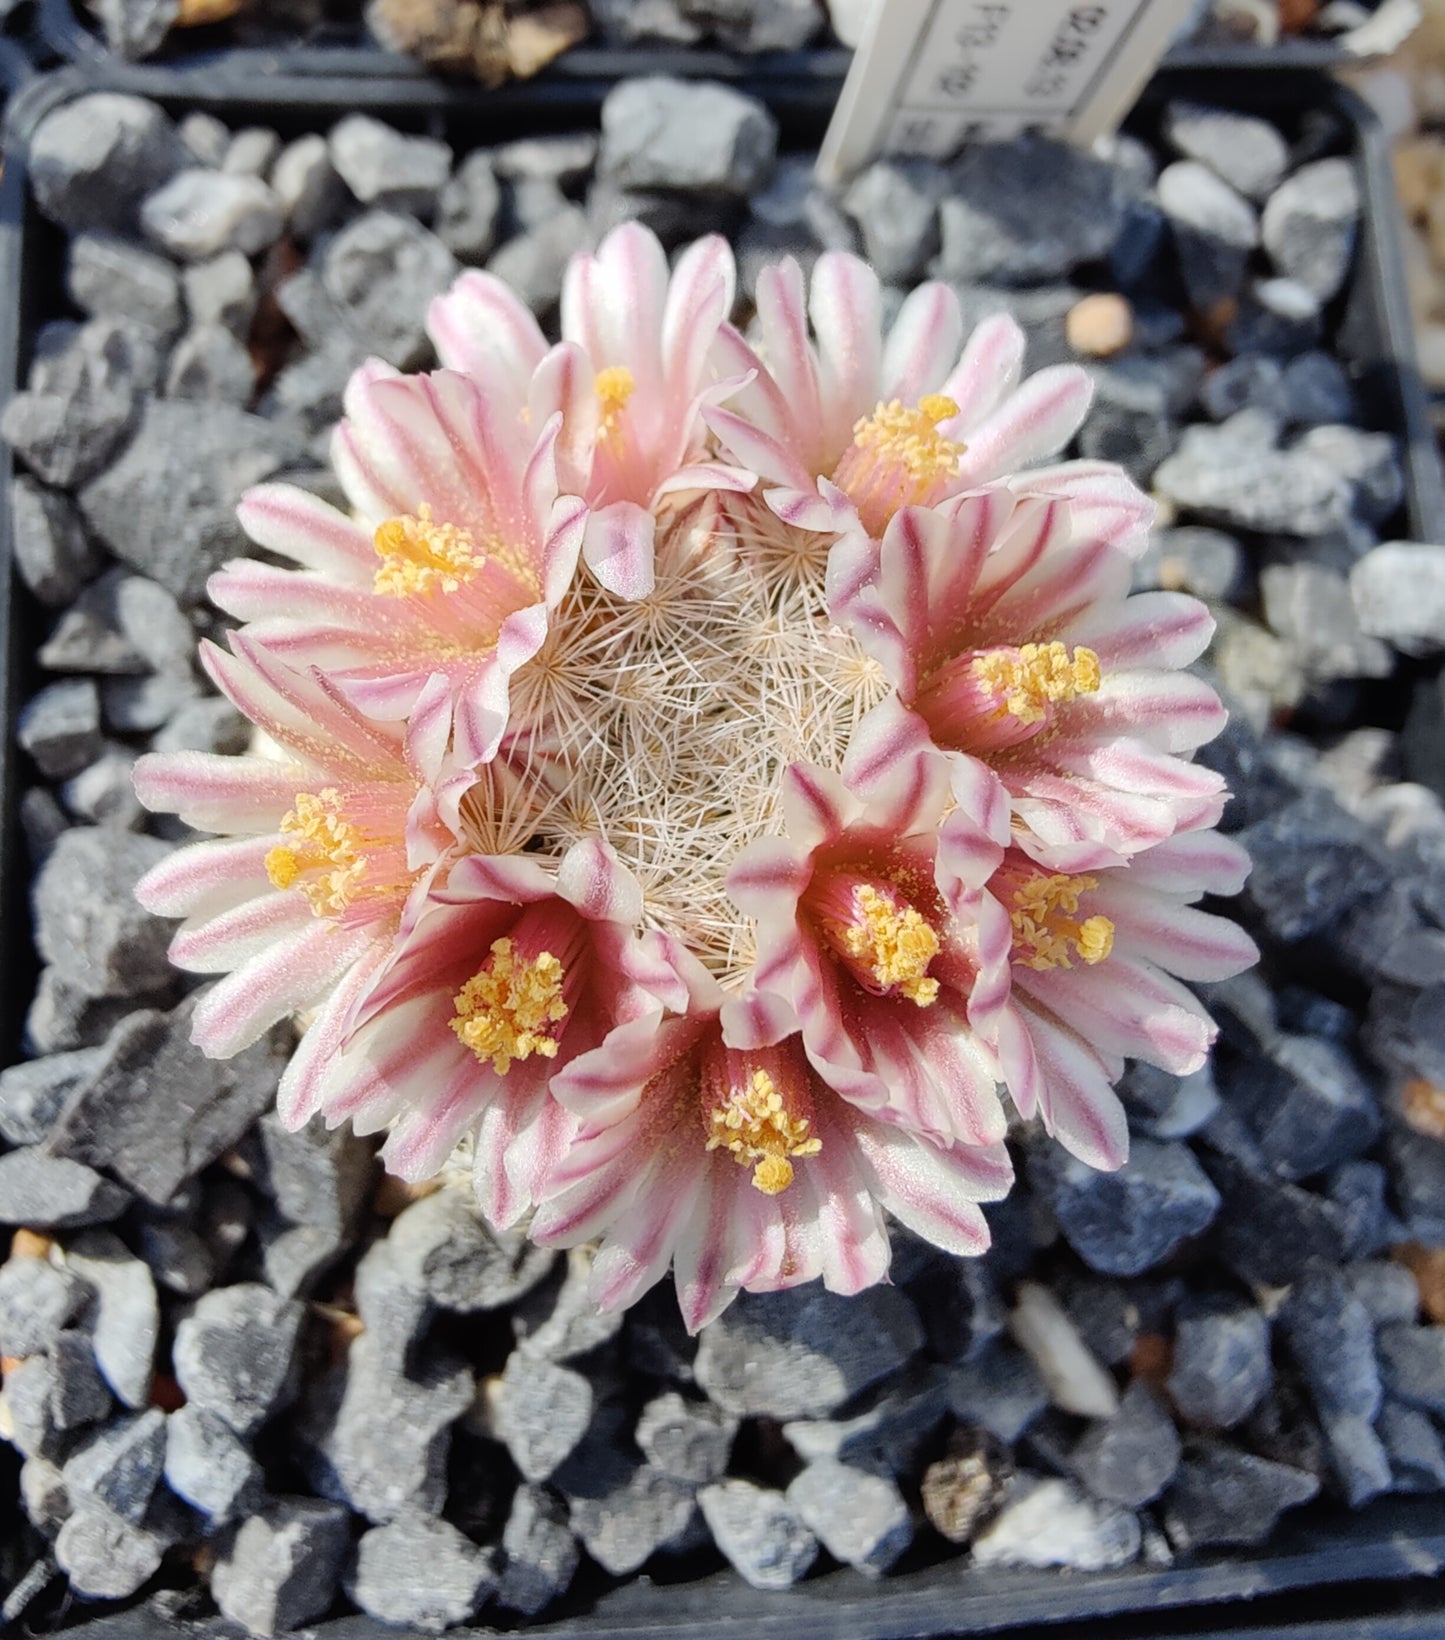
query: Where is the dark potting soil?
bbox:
[2,67,1445,1639]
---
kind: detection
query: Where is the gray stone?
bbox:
[496,1354,593,1482]
[1379,1399,1445,1491]
[1154,415,1351,536]
[1158,160,1258,307]
[971,1476,1141,1570]
[1263,157,1360,301]
[1168,1298,1272,1428]
[0,1048,104,1146]
[591,0,701,39]
[55,1503,166,1599]
[1238,788,1391,944]
[1197,353,1287,423]
[183,251,258,337]
[636,1391,736,1484]
[1351,541,1445,655]
[180,113,230,168]
[303,1331,472,1521]
[1279,1266,1381,1422]
[511,175,570,230]
[4,1355,64,1458]
[20,1453,71,1532]
[165,325,255,403]
[1297,424,1403,525]
[1163,101,1289,201]
[699,1479,817,1590]
[1319,1407,1392,1506]
[945,1341,1049,1442]
[271,134,347,243]
[1029,1136,1220,1276]
[103,670,201,734]
[690,0,822,47]
[0,1256,87,1355]
[1162,1444,1320,1551]
[68,234,182,338]
[494,132,597,186]
[20,788,70,870]
[512,1247,627,1364]
[18,682,103,780]
[138,1218,215,1297]
[843,158,941,284]
[212,1496,351,1635]
[1071,1381,1182,1508]
[141,169,284,261]
[1260,562,1393,682]
[1206,1154,1349,1285]
[1341,1260,1419,1328]
[347,1510,493,1633]
[63,1231,158,1408]
[222,127,281,178]
[1077,357,1181,482]
[1121,1060,1222,1141]
[163,1403,263,1523]
[91,0,178,57]
[1326,1160,1392,1261]
[79,398,301,602]
[695,1285,923,1419]
[322,210,460,369]
[258,1219,347,1299]
[786,1458,911,1577]
[1378,1324,1445,1416]
[9,478,103,610]
[329,115,452,217]
[50,1329,112,1431]
[26,967,169,1057]
[436,151,503,262]
[486,206,592,316]
[62,747,144,829]
[152,696,250,755]
[557,1434,696,1577]
[2,318,145,489]
[48,1002,286,1207]
[600,76,777,196]
[174,1283,304,1435]
[934,138,1126,284]
[1283,351,1357,426]
[1219,1032,1380,1180]
[1011,1281,1120,1419]
[349,1238,430,1369]
[29,94,187,234]
[62,1409,166,1523]
[1229,276,1323,357]
[386,1188,554,1312]
[0,1149,130,1230]
[782,1361,949,1475]
[494,1484,578,1616]
[254,1111,373,1234]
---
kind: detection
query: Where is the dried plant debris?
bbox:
[2,80,1445,1638]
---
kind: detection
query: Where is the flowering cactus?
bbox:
[135,221,1256,1327]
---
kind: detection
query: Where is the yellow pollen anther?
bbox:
[373,503,485,598]
[839,883,941,1005]
[848,395,963,488]
[706,1068,822,1195]
[451,937,569,1076]
[1009,872,1116,971]
[594,366,636,444]
[972,642,1102,726]
[265,789,366,919]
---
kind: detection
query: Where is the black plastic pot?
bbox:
[2,58,1444,1640]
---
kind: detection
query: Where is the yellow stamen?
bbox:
[849,394,963,481]
[264,789,365,919]
[451,937,568,1075]
[706,1067,822,1195]
[595,365,636,445]
[972,642,1101,726]
[1009,872,1116,971]
[838,883,940,1006]
[373,503,485,598]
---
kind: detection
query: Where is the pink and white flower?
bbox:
[834,497,1229,872]
[429,222,753,600]
[985,826,1260,1169]
[132,634,460,1082]
[216,362,588,768]
[726,744,1011,1148]
[533,969,1013,1331]
[704,254,1143,546]
[286,837,678,1222]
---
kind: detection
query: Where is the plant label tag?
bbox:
[818,0,1197,182]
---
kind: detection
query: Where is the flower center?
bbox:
[972,642,1101,726]
[703,1054,822,1195]
[373,503,486,598]
[594,365,636,446]
[816,875,941,1005]
[1008,872,1115,971]
[830,394,964,535]
[265,789,366,918]
[450,936,569,1075]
